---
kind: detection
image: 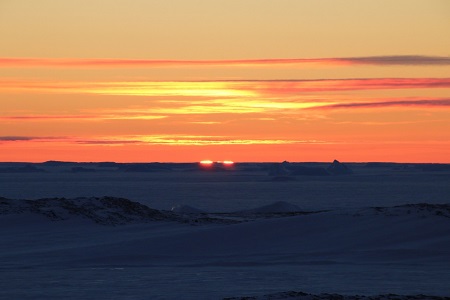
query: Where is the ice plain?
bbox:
[1,161,450,299]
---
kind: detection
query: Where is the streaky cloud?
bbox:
[311,98,450,110]
[74,135,331,146]
[0,136,62,142]
[344,55,450,66]
[0,136,36,141]
[2,78,449,96]
[0,55,449,68]
[0,115,94,120]
[75,140,142,145]
[0,114,167,122]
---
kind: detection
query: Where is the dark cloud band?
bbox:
[311,99,450,110]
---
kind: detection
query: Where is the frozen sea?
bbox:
[1,162,450,299]
[1,162,449,212]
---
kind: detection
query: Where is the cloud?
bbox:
[0,115,94,121]
[310,98,450,110]
[0,136,62,142]
[0,136,141,146]
[189,121,222,125]
[0,114,167,122]
[342,55,450,66]
[0,55,449,68]
[74,135,331,146]
[334,120,449,126]
[75,140,142,145]
[239,78,450,94]
[2,78,449,97]
[0,136,37,141]
[0,134,333,150]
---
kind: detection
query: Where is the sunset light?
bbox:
[2,3,450,299]
[1,1,449,163]
[199,160,235,170]
[199,160,214,166]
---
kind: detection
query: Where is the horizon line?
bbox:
[1,160,449,165]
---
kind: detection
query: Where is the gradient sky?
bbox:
[1,0,449,162]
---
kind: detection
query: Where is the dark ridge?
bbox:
[0,164,45,173]
[42,160,79,166]
[0,197,238,225]
[0,196,176,225]
[119,163,173,172]
[96,162,119,168]
[224,291,450,300]
[417,164,450,172]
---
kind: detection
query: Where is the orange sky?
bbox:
[1,1,449,162]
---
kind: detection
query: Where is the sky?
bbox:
[0,0,449,163]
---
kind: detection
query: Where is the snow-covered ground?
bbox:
[1,162,450,213]
[1,162,450,299]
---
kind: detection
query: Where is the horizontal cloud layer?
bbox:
[0,135,329,146]
[1,55,449,68]
[0,136,38,141]
[2,97,448,126]
[311,98,450,110]
[0,136,61,142]
[2,78,449,97]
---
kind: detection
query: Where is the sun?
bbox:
[199,160,214,167]
[221,160,235,166]
[199,160,235,168]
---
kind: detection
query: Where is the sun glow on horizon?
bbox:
[199,160,235,168]
[199,160,214,166]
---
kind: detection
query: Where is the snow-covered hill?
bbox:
[0,196,176,225]
[1,197,450,299]
[5,197,448,225]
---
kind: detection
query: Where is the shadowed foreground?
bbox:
[1,196,449,299]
